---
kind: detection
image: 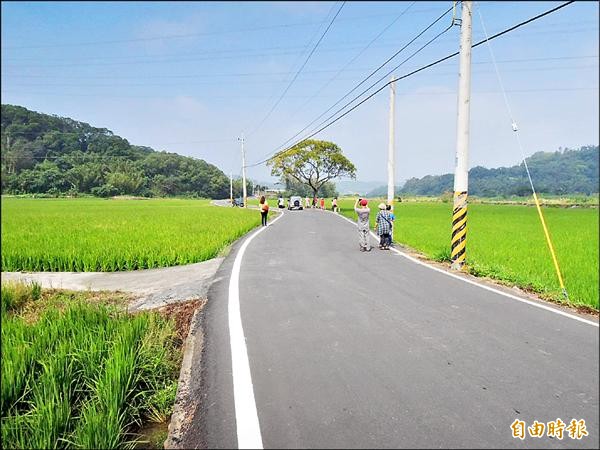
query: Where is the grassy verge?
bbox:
[1,281,184,449]
[336,197,598,310]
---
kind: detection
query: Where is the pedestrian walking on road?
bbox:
[354,198,371,251]
[375,203,392,249]
[305,196,310,209]
[320,198,325,210]
[259,195,269,226]
[332,197,338,213]
[386,204,395,246]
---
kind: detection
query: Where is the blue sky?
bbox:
[1,1,598,185]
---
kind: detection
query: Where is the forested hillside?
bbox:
[366,146,598,197]
[1,104,239,198]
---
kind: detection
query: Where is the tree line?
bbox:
[366,145,599,198]
[0,104,251,198]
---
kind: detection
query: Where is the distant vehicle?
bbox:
[232,197,244,207]
[288,195,303,210]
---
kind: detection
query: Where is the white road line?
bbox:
[228,211,285,449]
[333,211,598,327]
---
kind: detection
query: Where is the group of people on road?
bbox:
[259,195,396,250]
[303,196,338,212]
[354,198,394,252]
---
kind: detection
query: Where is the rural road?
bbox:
[181,207,599,449]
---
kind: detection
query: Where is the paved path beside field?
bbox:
[1,257,223,311]
[182,207,598,449]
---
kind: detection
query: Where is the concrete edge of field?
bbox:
[164,306,205,449]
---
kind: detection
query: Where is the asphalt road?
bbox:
[187,208,598,449]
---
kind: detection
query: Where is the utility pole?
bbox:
[387,76,396,207]
[239,133,247,207]
[230,172,233,206]
[451,0,472,270]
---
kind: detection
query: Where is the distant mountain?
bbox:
[1,104,236,198]
[365,185,404,198]
[399,146,599,197]
[335,180,387,196]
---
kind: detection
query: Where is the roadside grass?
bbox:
[1,281,183,449]
[1,198,261,272]
[336,198,598,310]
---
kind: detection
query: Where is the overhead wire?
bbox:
[1,86,596,104]
[4,18,595,60]
[1,7,445,51]
[246,0,577,169]
[253,4,456,162]
[4,54,597,80]
[248,7,456,167]
[3,25,597,69]
[246,1,346,138]
[286,1,417,122]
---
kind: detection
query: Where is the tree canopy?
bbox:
[267,139,356,198]
[0,104,248,198]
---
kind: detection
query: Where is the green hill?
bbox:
[1,104,237,198]
[396,146,599,197]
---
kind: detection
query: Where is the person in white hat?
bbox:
[375,202,392,250]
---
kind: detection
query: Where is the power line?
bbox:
[266,9,456,162]
[4,25,596,69]
[3,20,595,62]
[8,63,594,88]
[248,4,455,166]
[1,7,444,51]
[2,84,596,120]
[287,1,417,121]
[4,55,597,80]
[247,0,577,169]
[246,1,347,137]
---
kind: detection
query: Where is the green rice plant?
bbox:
[1,285,182,449]
[1,317,34,416]
[72,319,145,449]
[1,198,261,273]
[339,198,599,309]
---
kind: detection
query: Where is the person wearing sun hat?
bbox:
[375,202,392,250]
[354,197,371,251]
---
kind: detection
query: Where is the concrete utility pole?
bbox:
[239,133,247,207]
[387,76,396,207]
[451,0,472,270]
[230,172,233,206]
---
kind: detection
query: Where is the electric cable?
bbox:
[288,1,417,121]
[264,5,455,158]
[246,0,576,169]
[246,1,346,138]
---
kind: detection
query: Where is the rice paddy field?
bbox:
[1,281,180,449]
[337,198,599,310]
[1,197,261,272]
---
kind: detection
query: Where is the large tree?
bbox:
[267,139,356,198]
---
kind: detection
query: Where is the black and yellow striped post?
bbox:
[451,191,468,269]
